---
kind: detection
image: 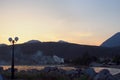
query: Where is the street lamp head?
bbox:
[8,37,13,42]
[15,37,19,42]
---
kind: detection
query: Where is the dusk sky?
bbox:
[0,0,120,45]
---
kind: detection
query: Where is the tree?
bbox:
[73,52,92,66]
[112,55,120,65]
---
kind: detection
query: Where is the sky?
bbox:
[0,0,120,45]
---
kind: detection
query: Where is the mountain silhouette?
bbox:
[0,40,118,65]
[24,40,41,44]
[101,32,120,47]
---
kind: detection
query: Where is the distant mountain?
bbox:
[58,40,69,43]
[101,32,120,47]
[0,39,120,65]
[24,40,41,44]
[0,44,7,47]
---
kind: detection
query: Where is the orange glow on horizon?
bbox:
[0,36,103,46]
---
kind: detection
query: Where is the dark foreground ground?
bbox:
[0,66,120,80]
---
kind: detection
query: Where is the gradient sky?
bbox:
[0,0,120,45]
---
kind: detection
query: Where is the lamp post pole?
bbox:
[8,37,19,79]
[11,40,15,79]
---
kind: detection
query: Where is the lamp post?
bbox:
[8,37,19,79]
